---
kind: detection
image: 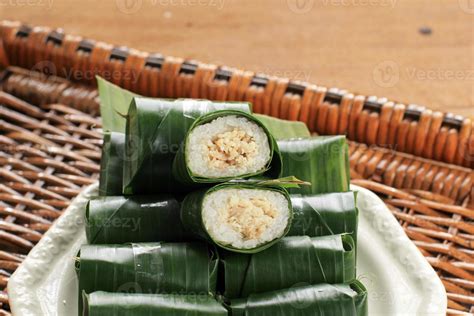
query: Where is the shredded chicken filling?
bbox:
[223,195,278,240]
[206,128,258,169]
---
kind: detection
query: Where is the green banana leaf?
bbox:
[172,110,282,185]
[97,76,138,133]
[278,136,351,194]
[220,234,355,298]
[98,132,125,196]
[76,242,219,313]
[97,76,310,140]
[289,191,358,243]
[254,114,310,140]
[229,280,368,316]
[83,291,228,316]
[180,182,293,254]
[123,98,252,194]
[86,196,192,244]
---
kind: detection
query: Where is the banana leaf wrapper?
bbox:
[229,280,368,316]
[83,291,228,316]
[97,76,139,134]
[99,132,125,196]
[254,114,310,139]
[172,110,282,185]
[86,195,193,244]
[77,242,218,311]
[289,191,358,243]
[123,97,251,194]
[278,136,350,194]
[180,183,293,254]
[221,234,355,298]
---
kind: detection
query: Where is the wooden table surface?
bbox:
[1,0,472,118]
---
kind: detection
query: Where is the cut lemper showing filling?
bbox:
[202,188,291,249]
[186,115,271,178]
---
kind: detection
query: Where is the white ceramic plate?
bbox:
[8,184,446,316]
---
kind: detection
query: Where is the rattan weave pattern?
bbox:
[0,21,472,315]
[0,20,472,169]
[0,79,101,315]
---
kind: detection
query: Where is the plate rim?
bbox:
[8,183,447,315]
[352,184,447,315]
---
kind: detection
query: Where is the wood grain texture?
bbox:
[0,0,472,118]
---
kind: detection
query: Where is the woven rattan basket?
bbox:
[0,20,472,315]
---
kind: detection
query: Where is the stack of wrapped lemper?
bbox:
[78,91,367,316]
